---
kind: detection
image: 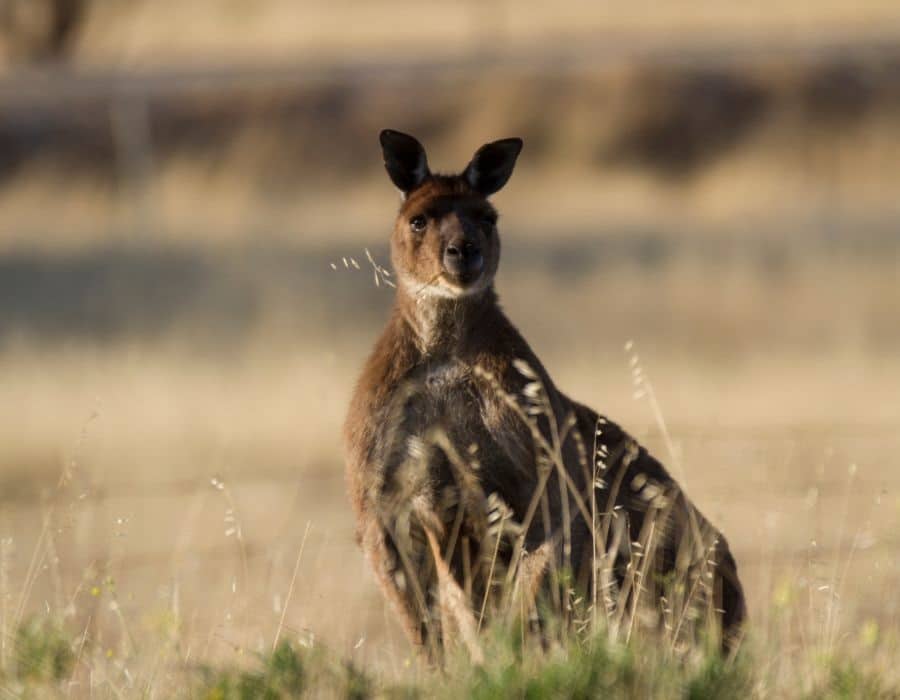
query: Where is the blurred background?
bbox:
[1,0,899,682]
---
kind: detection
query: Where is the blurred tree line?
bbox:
[0,0,87,61]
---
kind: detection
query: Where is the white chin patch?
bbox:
[401,275,486,299]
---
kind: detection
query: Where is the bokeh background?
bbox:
[1,0,899,689]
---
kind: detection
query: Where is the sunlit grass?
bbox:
[2,610,896,698]
[0,336,897,697]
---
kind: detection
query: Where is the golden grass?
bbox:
[0,242,898,696]
[1,26,899,682]
[1,320,898,676]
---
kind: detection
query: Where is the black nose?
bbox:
[444,240,484,278]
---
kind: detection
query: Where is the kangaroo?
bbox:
[344,130,746,657]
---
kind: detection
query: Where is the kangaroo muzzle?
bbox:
[443,238,484,282]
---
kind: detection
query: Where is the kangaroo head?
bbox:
[380,129,522,298]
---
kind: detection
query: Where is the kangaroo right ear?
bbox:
[380,129,430,195]
[463,137,523,196]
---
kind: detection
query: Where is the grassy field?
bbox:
[1,246,899,696]
[2,3,900,696]
[2,164,899,697]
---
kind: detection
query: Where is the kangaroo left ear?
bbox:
[463,138,523,196]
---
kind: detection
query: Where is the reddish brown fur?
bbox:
[344,134,746,655]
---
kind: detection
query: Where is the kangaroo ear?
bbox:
[463,138,523,196]
[380,129,430,194]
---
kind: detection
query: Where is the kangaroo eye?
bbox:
[409,215,427,233]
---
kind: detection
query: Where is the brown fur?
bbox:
[344,133,746,656]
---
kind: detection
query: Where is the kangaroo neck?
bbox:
[396,284,497,356]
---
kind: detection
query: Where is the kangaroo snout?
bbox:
[443,237,483,280]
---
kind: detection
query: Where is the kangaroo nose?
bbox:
[444,240,483,278]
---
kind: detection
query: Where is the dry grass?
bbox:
[1,7,899,686]
[1,288,898,694]
[1,179,898,692]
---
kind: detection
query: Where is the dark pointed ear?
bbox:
[380,129,430,194]
[462,138,523,196]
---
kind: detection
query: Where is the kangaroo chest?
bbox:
[422,358,469,392]
[411,358,483,431]
[373,357,506,483]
